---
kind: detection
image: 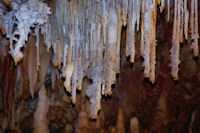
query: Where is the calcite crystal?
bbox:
[2,0,51,65]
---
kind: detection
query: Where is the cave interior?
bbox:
[0,0,200,133]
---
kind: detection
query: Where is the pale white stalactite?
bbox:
[61,27,68,77]
[102,0,108,46]
[194,0,199,56]
[184,0,189,40]
[77,64,84,91]
[136,0,141,31]
[116,3,122,73]
[140,7,144,56]
[190,0,194,35]
[62,43,68,77]
[70,4,78,104]
[167,0,170,22]
[50,0,66,69]
[104,4,117,96]
[71,62,77,104]
[76,5,85,92]
[64,62,74,93]
[76,45,84,91]
[63,6,73,89]
[121,0,128,26]
[179,0,184,43]
[143,0,152,78]
[170,0,180,80]
[150,1,157,84]
[35,25,40,71]
[89,21,96,63]
[191,0,199,57]
[33,86,49,133]
[126,0,141,63]
[51,41,63,69]
[86,20,102,119]
[44,22,52,52]
[68,36,73,64]
[86,74,102,119]
[126,0,136,63]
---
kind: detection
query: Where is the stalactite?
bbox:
[64,63,73,93]
[194,0,199,56]
[143,0,157,80]
[150,1,157,84]
[140,4,144,56]
[86,14,103,118]
[35,25,40,71]
[116,3,122,74]
[126,0,140,63]
[167,0,170,22]
[170,0,181,80]
[184,0,189,40]
[143,0,151,78]
[27,37,38,98]
[71,61,77,104]
[190,0,199,57]
[70,3,78,104]
[104,3,118,96]
[136,0,141,31]
[44,22,52,52]
[190,0,194,35]
[121,0,128,26]
[179,0,184,43]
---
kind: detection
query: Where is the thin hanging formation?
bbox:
[0,0,199,119]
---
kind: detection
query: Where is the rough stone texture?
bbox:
[0,2,200,133]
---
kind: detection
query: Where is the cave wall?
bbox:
[0,0,200,133]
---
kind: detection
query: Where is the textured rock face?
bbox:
[0,0,200,133]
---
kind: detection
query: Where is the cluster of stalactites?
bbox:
[43,0,161,118]
[44,0,199,118]
[44,0,119,118]
[170,0,199,80]
[2,0,199,119]
[140,0,157,83]
[2,0,51,66]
